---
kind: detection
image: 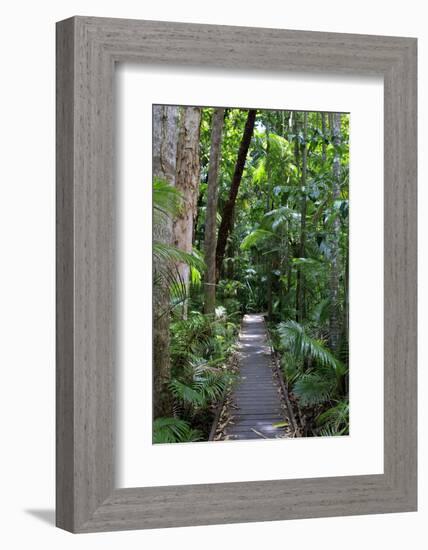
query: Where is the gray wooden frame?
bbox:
[56,16,417,533]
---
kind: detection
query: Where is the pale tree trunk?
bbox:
[329,112,342,354]
[173,106,202,319]
[152,105,179,418]
[216,109,257,280]
[204,108,225,315]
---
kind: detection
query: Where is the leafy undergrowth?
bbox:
[153,305,239,444]
[269,320,349,437]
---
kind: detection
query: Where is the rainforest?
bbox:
[153,105,349,443]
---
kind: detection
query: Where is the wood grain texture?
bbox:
[56,17,75,532]
[56,16,417,533]
[220,314,288,440]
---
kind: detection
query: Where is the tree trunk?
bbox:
[215,109,257,280]
[265,122,273,320]
[173,106,202,319]
[152,105,179,418]
[321,112,327,162]
[295,112,307,323]
[342,241,349,348]
[293,112,300,319]
[329,112,342,354]
[204,108,225,315]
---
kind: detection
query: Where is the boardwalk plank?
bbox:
[219,313,289,441]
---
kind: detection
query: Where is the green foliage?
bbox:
[311,297,331,326]
[170,310,237,370]
[293,371,336,406]
[276,319,348,430]
[152,178,206,312]
[278,320,346,376]
[170,362,233,409]
[280,351,301,384]
[153,417,202,444]
[153,177,182,218]
[153,244,206,316]
[240,228,275,250]
[317,399,349,435]
[154,107,350,442]
[156,306,238,442]
[153,243,205,272]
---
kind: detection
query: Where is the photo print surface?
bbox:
[152,105,349,444]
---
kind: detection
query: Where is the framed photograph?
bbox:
[56,16,417,532]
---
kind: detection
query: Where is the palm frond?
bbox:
[153,177,182,217]
[153,244,206,315]
[318,425,342,438]
[316,399,349,435]
[153,243,205,273]
[278,320,346,376]
[280,351,301,384]
[152,417,203,444]
[170,379,205,407]
[292,372,335,406]
[311,298,331,325]
[170,362,233,410]
[240,228,275,250]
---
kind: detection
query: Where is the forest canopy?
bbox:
[152,105,349,443]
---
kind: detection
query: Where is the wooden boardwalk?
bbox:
[218,314,289,440]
